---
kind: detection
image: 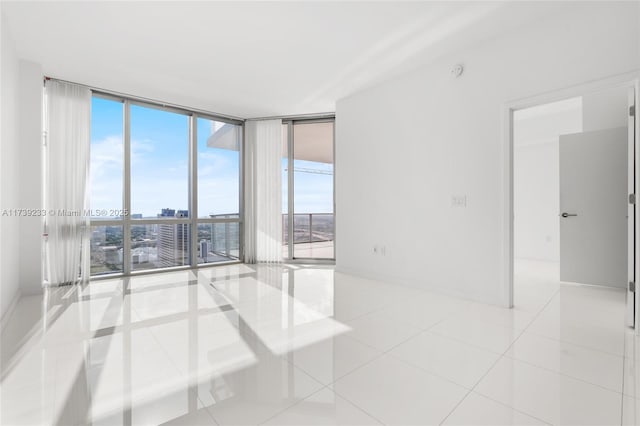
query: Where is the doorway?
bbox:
[282,119,335,262]
[509,81,637,327]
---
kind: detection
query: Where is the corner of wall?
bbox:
[1,14,44,320]
[17,59,44,296]
[1,8,23,320]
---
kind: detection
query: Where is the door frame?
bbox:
[502,72,639,328]
[283,117,336,264]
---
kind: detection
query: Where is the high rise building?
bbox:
[159,208,175,218]
[200,239,210,262]
[158,208,189,267]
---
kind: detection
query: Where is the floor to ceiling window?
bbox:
[89,94,243,276]
[282,119,335,260]
[196,117,241,264]
[89,96,125,275]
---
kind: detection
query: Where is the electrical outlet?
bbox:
[373,245,378,254]
[381,246,386,256]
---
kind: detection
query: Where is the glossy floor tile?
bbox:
[506,331,624,393]
[344,309,423,351]
[1,259,637,425]
[526,293,626,356]
[441,392,547,425]
[475,357,622,425]
[331,354,468,425]
[373,291,471,330]
[262,388,382,425]
[429,316,523,354]
[284,334,381,385]
[388,331,500,389]
[196,354,324,425]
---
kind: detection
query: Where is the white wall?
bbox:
[513,98,582,262]
[583,86,629,132]
[1,10,21,321]
[335,2,640,306]
[18,60,43,296]
[514,143,561,262]
[0,12,43,322]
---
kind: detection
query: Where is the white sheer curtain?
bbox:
[43,80,92,286]
[244,119,283,263]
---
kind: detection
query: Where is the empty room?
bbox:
[1,1,639,425]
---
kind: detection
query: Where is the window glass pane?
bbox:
[90,97,244,277]
[197,118,241,218]
[131,104,189,219]
[131,223,190,271]
[197,222,240,264]
[90,97,123,219]
[293,122,334,259]
[90,225,123,275]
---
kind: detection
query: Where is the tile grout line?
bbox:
[158,270,403,425]
[524,327,629,359]
[257,382,385,426]
[463,393,553,426]
[438,285,561,425]
[326,317,476,424]
[264,329,396,426]
[320,298,553,425]
[297,318,452,426]
[330,381,391,426]
[256,384,331,425]
[374,318,486,391]
[282,345,384,390]
[501,351,628,397]
[425,327,518,358]
[135,299,223,425]
[255,311,391,424]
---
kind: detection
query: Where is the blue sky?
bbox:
[90,97,333,218]
[283,158,333,214]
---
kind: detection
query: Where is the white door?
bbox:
[559,127,628,288]
[627,88,636,327]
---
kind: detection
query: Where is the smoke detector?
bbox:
[451,64,464,78]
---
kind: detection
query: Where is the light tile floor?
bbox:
[1,260,637,425]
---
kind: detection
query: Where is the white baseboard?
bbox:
[335,264,444,295]
[334,264,501,307]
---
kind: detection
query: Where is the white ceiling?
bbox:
[2,1,572,118]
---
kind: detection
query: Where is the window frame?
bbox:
[90,91,244,278]
[282,117,336,263]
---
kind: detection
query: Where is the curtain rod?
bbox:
[44,76,246,124]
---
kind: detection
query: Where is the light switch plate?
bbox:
[451,195,467,207]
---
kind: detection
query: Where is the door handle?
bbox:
[560,212,578,218]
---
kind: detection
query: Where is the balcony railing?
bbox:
[282,213,334,245]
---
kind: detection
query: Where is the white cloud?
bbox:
[90,135,123,210]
